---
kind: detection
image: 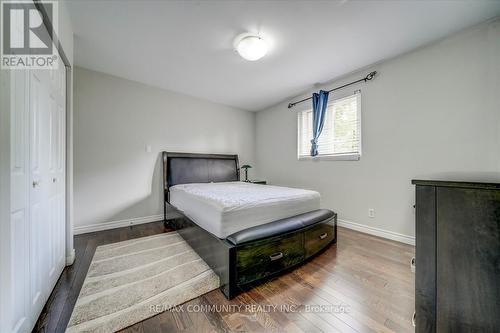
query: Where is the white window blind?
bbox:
[297,92,361,160]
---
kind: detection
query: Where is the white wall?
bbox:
[73,67,256,231]
[256,19,500,242]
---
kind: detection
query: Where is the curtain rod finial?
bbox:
[366,71,377,80]
[288,103,294,109]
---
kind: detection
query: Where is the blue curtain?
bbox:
[310,90,329,156]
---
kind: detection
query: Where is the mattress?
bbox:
[169,181,321,239]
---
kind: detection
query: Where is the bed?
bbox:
[163,152,337,299]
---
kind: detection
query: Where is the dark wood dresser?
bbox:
[412,180,500,332]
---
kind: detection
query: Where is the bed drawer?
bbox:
[304,220,335,258]
[236,233,304,285]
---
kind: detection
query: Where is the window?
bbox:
[297,92,361,160]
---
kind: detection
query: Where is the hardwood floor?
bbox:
[34,223,415,333]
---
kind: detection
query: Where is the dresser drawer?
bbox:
[304,221,335,258]
[236,233,304,285]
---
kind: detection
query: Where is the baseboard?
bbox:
[73,214,414,245]
[66,248,75,266]
[337,219,415,246]
[74,214,164,235]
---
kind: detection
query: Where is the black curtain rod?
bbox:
[288,71,377,109]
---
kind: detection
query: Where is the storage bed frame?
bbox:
[163,152,337,299]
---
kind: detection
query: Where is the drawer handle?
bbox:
[269,252,283,261]
[412,311,416,327]
[319,232,328,240]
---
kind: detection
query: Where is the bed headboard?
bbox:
[162,152,240,202]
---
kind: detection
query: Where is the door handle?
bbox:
[32,180,41,188]
[52,177,57,183]
[269,252,283,261]
[319,232,328,240]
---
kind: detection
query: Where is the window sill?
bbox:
[298,153,360,161]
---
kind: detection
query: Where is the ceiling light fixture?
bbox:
[234,34,268,61]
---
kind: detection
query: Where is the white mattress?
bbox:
[169,181,320,238]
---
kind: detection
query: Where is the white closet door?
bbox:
[6,32,67,333]
[26,59,66,329]
[47,58,66,287]
[28,69,49,317]
[9,70,30,333]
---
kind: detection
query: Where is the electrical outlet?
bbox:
[145,144,152,153]
[368,208,375,218]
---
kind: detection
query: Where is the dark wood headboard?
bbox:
[162,152,240,203]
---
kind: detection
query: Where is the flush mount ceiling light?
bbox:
[234,33,268,61]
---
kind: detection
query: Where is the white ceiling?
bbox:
[67,1,500,111]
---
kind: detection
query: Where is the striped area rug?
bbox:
[66,232,220,333]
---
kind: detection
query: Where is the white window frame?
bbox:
[297,92,362,161]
